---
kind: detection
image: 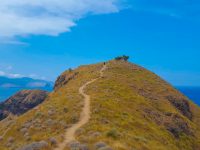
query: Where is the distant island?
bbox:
[0,76,53,102]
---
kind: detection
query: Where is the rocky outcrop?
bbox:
[54,71,78,90]
[17,141,48,150]
[143,109,193,138]
[166,96,192,120]
[164,114,193,138]
[0,90,48,121]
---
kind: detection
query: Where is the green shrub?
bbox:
[35,112,42,118]
[115,55,129,61]
[63,107,68,113]
[106,128,119,139]
[68,68,73,72]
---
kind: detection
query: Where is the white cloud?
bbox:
[0,70,24,78]
[0,70,48,80]
[1,72,24,78]
[8,73,23,78]
[0,0,122,38]
[0,71,6,76]
[0,38,28,45]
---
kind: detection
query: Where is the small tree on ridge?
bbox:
[115,55,129,61]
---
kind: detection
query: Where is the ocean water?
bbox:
[0,87,199,106]
[177,87,200,106]
[0,87,53,102]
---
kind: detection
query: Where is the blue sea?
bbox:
[0,86,199,106]
[177,87,200,106]
[0,87,52,102]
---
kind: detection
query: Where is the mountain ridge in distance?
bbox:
[0,76,53,88]
[0,76,53,102]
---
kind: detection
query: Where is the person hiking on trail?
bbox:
[104,62,106,65]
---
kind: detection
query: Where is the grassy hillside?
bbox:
[78,61,200,150]
[0,60,200,150]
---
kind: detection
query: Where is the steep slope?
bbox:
[55,64,107,150]
[0,60,200,150]
[78,61,200,150]
[0,90,49,120]
[0,63,103,150]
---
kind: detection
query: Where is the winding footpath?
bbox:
[55,64,107,150]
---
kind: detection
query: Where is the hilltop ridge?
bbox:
[0,60,200,150]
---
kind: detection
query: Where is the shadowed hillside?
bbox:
[0,60,200,150]
[0,90,49,121]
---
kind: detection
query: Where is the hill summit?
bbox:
[0,60,200,150]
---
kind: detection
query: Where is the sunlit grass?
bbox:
[0,61,200,150]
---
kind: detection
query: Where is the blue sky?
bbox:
[0,0,200,86]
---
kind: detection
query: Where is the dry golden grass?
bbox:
[0,60,200,150]
[76,61,200,150]
[0,63,103,150]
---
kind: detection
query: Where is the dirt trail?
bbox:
[55,64,107,150]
